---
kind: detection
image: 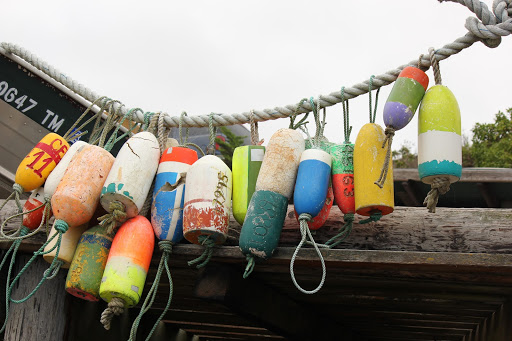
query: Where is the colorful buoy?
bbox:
[330,143,355,214]
[232,145,265,225]
[152,146,198,243]
[99,216,155,330]
[239,128,304,277]
[66,225,113,301]
[100,132,160,225]
[43,221,88,268]
[15,133,69,192]
[44,141,88,198]
[354,123,394,217]
[294,186,334,230]
[383,66,429,131]
[22,187,51,230]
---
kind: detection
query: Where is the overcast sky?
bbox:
[2,0,510,152]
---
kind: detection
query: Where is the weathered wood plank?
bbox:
[394,168,512,183]
[4,254,67,341]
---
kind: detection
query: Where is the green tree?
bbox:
[215,126,246,169]
[392,142,417,168]
[470,108,512,167]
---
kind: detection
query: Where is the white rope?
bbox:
[0,0,510,129]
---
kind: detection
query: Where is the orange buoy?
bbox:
[22,187,51,230]
[15,133,69,192]
[99,216,155,330]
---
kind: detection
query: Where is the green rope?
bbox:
[104,108,142,152]
[142,112,154,131]
[188,235,215,269]
[323,213,354,248]
[341,87,352,143]
[63,96,107,142]
[290,213,326,294]
[289,98,309,130]
[0,198,51,241]
[87,98,113,144]
[129,241,173,341]
[368,75,381,124]
[0,221,67,333]
[359,211,382,224]
[243,254,255,279]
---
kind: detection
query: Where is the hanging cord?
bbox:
[359,211,383,224]
[62,96,108,142]
[0,195,51,241]
[322,213,354,248]
[0,219,67,333]
[341,87,352,144]
[207,113,217,155]
[290,214,326,294]
[142,112,154,131]
[104,108,141,152]
[178,112,205,156]
[187,235,215,269]
[289,98,309,130]
[423,47,451,213]
[88,99,120,146]
[313,95,327,146]
[243,254,256,279]
[368,75,381,124]
[128,241,173,341]
[0,184,25,233]
[249,110,263,145]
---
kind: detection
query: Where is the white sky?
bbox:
[2,0,510,152]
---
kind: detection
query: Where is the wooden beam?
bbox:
[4,254,68,341]
[194,263,362,341]
[394,168,512,183]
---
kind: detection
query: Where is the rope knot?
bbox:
[359,212,382,224]
[99,201,127,235]
[423,176,451,213]
[100,297,125,330]
[158,240,173,253]
[344,213,355,223]
[54,219,69,234]
[298,213,313,222]
[12,183,23,195]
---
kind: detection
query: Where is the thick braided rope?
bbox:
[0,1,510,129]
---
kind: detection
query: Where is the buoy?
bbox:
[294,186,334,230]
[15,133,69,192]
[22,187,51,230]
[294,149,332,217]
[66,225,113,301]
[383,66,429,130]
[44,141,88,198]
[43,221,88,268]
[99,215,155,330]
[52,144,115,228]
[152,146,198,242]
[330,143,355,214]
[418,85,462,212]
[183,155,232,267]
[100,132,160,231]
[183,155,232,245]
[354,123,394,217]
[239,128,304,277]
[232,145,265,225]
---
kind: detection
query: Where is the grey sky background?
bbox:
[2,0,510,152]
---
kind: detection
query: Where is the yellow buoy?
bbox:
[354,123,394,216]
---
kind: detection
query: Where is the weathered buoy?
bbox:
[66,225,113,301]
[239,128,304,277]
[294,186,333,230]
[52,144,115,228]
[100,131,160,229]
[294,149,332,217]
[383,66,429,130]
[418,85,462,183]
[15,133,69,192]
[99,215,155,330]
[232,145,265,225]
[354,123,394,217]
[152,146,198,242]
[22,187,51,230]
[43,221,88,268]
[44,141,88,198]
[330,143,355,214]
[183,155,232,246]
[418,85,462,212]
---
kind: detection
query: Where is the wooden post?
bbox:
[4,254,68,341]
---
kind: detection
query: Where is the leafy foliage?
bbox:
[470,108,512,167]
[392,143,417,168]
[215,126,246,169]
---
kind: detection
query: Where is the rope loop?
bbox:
[53,219,69,234]
[289,98,309,130]
[341,87,352,143]
[290,213,326,294]
[98,201,127,235]
[101,297,125,330]
[158,240,173,254]
[188,235,216,269]
[374,127,395,188]
[207,113,217,155]
[428,47,443,85]
[423,176,451,213]
[368,75,381,124]
[249,109,261,145]
[323,213,354,249]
